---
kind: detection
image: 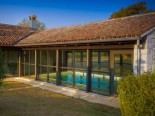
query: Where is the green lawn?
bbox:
[0,81,121,116]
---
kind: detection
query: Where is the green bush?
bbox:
[0,49,6,86]
[118,71,155,116]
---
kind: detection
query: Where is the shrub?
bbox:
[118,71,155,116]
[0,49,6,86]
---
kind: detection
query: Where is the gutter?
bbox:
[15,37,139,47]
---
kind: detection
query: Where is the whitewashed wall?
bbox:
[133,44,146,74]
[133,45,138,74]
[133,30,155,74]
[146,30,155,71]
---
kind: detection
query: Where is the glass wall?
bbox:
[3,50,19,76]
[74,51,87,90]
[60,50,87,90]
[21,50,35,79]
[38,50,56,83]
[114,53,133,94]
[91,51,110,95]
[20,49,133,95]
[60,50,73,87]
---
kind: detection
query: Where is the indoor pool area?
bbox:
[18,49,133,95]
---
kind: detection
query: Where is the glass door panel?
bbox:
[61,69,73,87]
[74,70,86,90]
[74,50,87,90]
[60,50,73,87]
[91,51,110,95]
[49,67,56,83]
[60,50,87,90]
[112,50,133,94]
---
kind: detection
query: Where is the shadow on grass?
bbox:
[0,81,121,116]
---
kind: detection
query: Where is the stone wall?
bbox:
[133,43,147,74]
[146,30,155,71]
[133,30,155,74]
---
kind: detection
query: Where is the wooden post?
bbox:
[47,50,49,82]
[72,50,75,87]
[86,49,91,92]
[110,68,114,95]
[35,50,38,80]
[56,49,60,85]
[18,50,22,77]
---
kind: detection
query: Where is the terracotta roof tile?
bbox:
[0,24,35,46]
[4,12,155,46]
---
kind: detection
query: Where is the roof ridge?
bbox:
[96,12,155,23]
[0,23,33,30]
[46,12,155,31]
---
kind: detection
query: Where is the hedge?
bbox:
[118,71,155,116]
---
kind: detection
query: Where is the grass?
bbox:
[0,81,121,116]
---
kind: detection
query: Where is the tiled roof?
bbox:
[0,24,35,46]
[17,12,155,46]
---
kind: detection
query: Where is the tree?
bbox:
[18,17,46,30]
[0,49,6,86]
[110,2,154,19]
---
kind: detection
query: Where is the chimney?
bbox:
[29,15,37,30]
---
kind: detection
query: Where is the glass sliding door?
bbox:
[38,50,56,83]
[38,50,48,81]
[21,50,29,77]
[29,50,35,79]
[60,50,73,87]
[112,50,133,94]
[21,50,35,79]
[60,50,87,90]
[48,51,56,83]
[91,51,110,95]
[3,50,19,76]
[74,51,87,90]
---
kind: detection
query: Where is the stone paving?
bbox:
[5,77,118,108]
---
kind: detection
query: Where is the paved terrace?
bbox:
[5,77,118,108]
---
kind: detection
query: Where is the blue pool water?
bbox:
[61,72,110,89]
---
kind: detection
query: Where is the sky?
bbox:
[0,0,155,29]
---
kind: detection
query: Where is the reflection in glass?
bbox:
[61,69,73,87]
[92,51,109,72]
[49,68,56,83]
[39,66,47,81]
[60,50,87,90]
[114,54,132,77]
[114,53,133,94]
[74,70,86,90]
[24,64,29,76]
[75,51,87,69]
[41,51,47,65]
[61,51,73,67]
[67,52,73,67]
[91,51,110,95]
[30,65,35,79]
[3,50,19,75]
[91,72,110,94]
[30,51,35,64]
[49,51,56,66]
[24,51,29,63]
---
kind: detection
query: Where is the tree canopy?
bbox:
[110,2,154,19]
[18,17,46,30]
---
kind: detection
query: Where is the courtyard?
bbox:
[0,80,120,116]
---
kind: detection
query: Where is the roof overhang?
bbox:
[15,37,139,47]
[140,27,155,38]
